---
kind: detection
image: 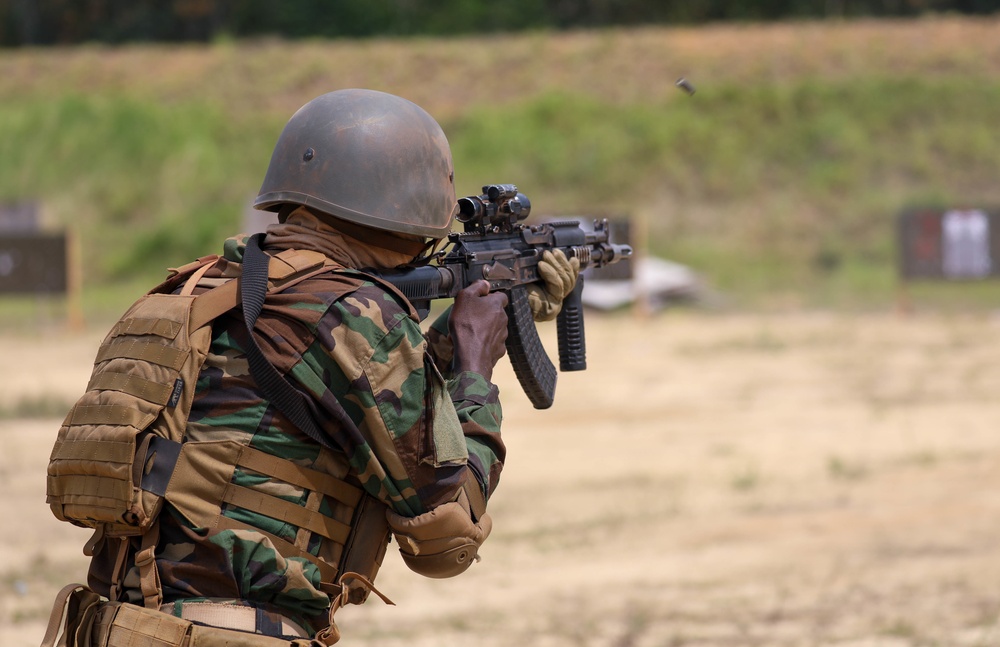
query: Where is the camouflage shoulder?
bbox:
[338,268,422,322]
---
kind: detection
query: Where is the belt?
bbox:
[160,601,310,639]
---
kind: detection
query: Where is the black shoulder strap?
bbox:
[240,233,363,452]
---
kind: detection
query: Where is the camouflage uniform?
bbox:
[86,212,504,636]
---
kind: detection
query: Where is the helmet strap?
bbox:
[406,238,448,267]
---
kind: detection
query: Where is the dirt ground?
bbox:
[4,309,1000,647]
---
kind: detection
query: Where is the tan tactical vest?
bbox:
[46,249,391,635]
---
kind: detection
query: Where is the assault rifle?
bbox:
[374,184,632,409]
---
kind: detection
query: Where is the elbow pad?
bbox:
[386,502,492,579]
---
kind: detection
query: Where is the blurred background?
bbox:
[1,1,999,321]
[3,3,1000,647]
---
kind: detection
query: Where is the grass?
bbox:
[0,95,277,285]
[826,455,869,481]
[730,465,762,492]
[2,18,1000,318]
[0,395,74,420]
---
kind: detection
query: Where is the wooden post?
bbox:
[894,278,912,316]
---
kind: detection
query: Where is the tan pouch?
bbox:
[46,249,335,538]
[46,290,213,536]
[40,583,103,647]
[93,601,324,647]
[189,624,323,647]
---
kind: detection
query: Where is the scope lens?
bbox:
[484,184,518,201]
[512,193,531,220]
[457,196,482,222]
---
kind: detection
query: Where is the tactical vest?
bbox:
[46,248,392,639]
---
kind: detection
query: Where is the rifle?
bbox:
[373,184,632,410]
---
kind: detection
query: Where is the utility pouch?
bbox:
[46,287,217,537]
[39,588,255,647]
[92,601,325,647]
[46,248,338,537]
[40,583,103,647]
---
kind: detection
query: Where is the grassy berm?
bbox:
[1,17,999,318]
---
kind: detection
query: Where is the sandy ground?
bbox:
[4,309,1000,646]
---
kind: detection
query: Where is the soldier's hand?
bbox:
[449,280,508,381]
[526,249,580,322]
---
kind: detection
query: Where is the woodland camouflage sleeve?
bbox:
[314,284,503,518]
[423,305,454,376]
[421,306,504,505]
[445,370,504,501]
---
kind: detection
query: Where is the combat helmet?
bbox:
[254,89,458,240]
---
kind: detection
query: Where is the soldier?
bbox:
[43,89,579,646]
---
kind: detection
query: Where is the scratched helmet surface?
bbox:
[254,89,458,239]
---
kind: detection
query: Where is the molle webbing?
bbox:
[214,515,341,587]
[94,339,190,370]
[109,317,183,340]
[87,371,176,406]
[237,492,351,556]
[146,437,363,548]
[144,434,382,600]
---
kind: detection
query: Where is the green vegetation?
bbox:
[0,394,75,420]
[458,78,1000,307]
[0,95,278,284]
[1,22,999,318]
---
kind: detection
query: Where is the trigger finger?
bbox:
[491,290,509,309]
[467,279,491,296]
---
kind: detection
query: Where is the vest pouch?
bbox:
[47,292,212,537]
[39,583,103,647]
